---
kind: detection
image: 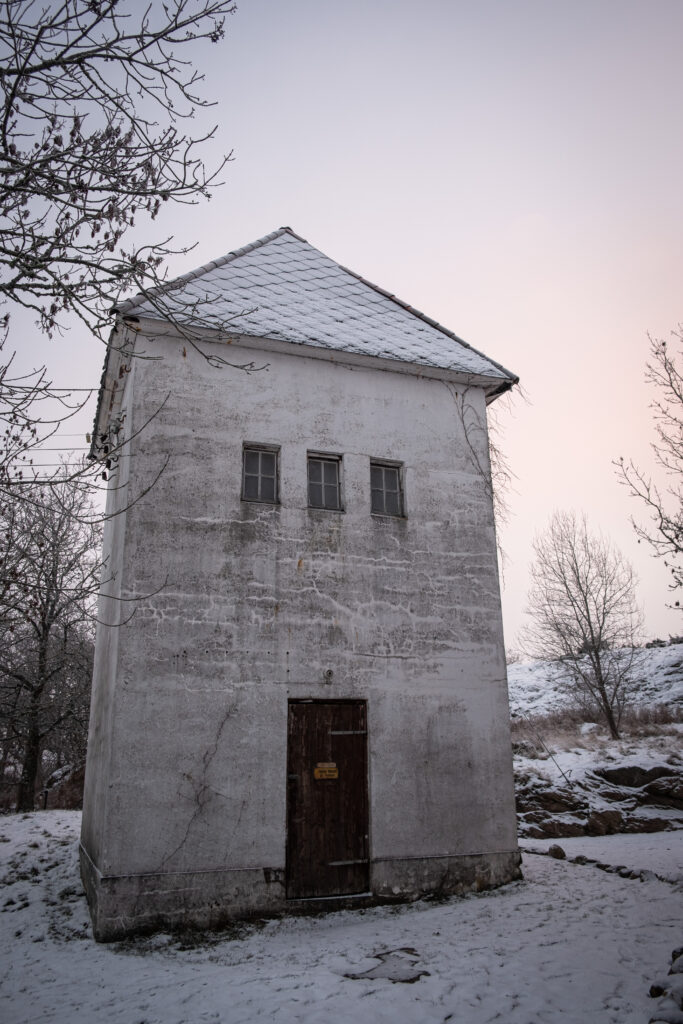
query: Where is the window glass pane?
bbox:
[260,451,275,476]
[244,475,259,500]
[385,490,400,515]
[384,467,399,493]
[244,447,278,502]
[309,458,342,509]
[309,482,323,507]
[261,476,275,502]
[244,450,260,475]
[324,483,339,509]
[370,462,402,516]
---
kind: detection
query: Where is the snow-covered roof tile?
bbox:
[116,227,517,390]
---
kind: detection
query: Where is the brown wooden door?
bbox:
[286,700,369,899]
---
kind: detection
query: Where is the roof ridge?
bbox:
[111,227,517,389]
[114,226,304,315]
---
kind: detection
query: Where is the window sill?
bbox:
[307,506,345,514]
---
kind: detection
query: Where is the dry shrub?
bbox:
[618,704,683,734]
[511,708,586,741]
[511,703,683,748]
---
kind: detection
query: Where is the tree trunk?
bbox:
[16,722,41,811]
[594,662,620,740]
[602,704,620,741]
[16,640,48,812]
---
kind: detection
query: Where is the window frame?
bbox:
[241,443,280,505]
[307,452,344,512]
[370,459,405,518]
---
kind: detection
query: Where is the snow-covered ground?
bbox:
[1,812,682,1024]
[515,726,683,787]
[520,833,683,882]
[509,646,683,839]
[2,647,681,1022]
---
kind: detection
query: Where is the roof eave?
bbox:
[104,316,516,393]
[484,375,519,404]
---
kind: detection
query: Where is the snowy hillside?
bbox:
[507,641,683,718]
[505,643,683,841]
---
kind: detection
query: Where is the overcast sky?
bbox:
[18,0,683,646]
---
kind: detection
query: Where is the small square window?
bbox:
[308,455,342,510]
[371,461,404,517]
[242,446,279,503]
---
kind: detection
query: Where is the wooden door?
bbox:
[286,700,369,899]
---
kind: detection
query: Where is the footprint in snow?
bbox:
[344,947,430,984]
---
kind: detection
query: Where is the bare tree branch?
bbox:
[446,381,519,571]
[615,326,683,603]
[0,0,237,341]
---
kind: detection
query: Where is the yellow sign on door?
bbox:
[314,762,338,780]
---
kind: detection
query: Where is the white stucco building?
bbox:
[81,227,520,940]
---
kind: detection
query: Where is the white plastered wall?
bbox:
[82,326,518,901]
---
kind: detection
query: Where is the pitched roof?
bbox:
[117,227,517,392]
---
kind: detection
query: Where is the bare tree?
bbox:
[0,0,237,341]
[616,326,683,602]
[0,1,247,521]
[0,474,101,810]
[522,511,643,739]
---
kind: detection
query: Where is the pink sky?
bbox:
[19,0,683,644]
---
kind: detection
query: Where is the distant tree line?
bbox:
[0,476,102,810]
